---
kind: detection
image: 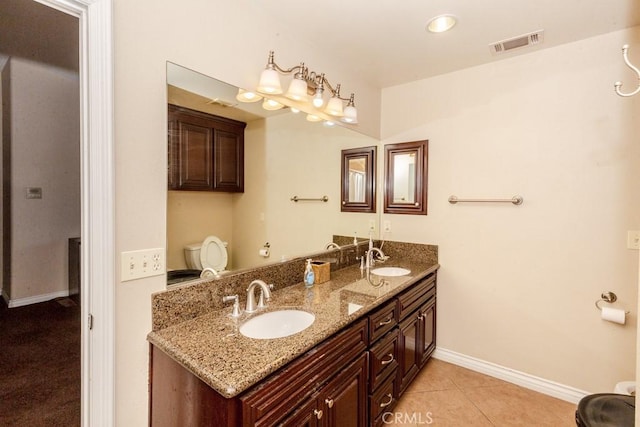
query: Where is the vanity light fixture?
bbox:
[426,14,457,33]
[262,98,285,111]
[236,88,262,103]
[253,51,358,124]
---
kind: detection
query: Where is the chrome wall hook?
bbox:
[614,44,640,97]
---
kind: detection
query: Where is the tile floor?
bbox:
[389,359,577,426]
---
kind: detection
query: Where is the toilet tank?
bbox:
[184,243,202,269]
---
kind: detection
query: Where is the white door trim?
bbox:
[33,0,115,425]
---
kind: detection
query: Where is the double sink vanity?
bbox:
[148,239,439,426]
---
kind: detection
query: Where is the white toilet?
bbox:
[184,235,229,273]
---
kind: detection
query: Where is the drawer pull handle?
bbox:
[325,398,334,408]
[379,318,393,326]
[417,314,424,321]
[314,409,323,419]
[379,394,393,408]
[381,354,395,365]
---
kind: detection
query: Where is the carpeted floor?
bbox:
[0,297,80,426]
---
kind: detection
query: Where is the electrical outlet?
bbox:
[121,248,165,281]
[383,220,391,233]
[627,231,640,250]
[369,219,376,231]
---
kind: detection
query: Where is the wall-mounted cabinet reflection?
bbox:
[341,146,376,213]
[384,140,428,215]
[168,104,246,192]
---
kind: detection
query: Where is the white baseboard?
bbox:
[433,347,589,404]
[5,289,70,308]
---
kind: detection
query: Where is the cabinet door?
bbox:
[213,128,244,192]
[277,397,321,427]
[397,312,420,395]
[320,353,368,427]
[418,298,436,367]
[172,121,214,190]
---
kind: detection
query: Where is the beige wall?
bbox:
[113,1,380,425]
[381,28,640,393]
[4,58,80,303]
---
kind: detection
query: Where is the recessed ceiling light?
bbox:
[426,14,457,33]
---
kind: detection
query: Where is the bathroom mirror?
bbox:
[166,62,380,281]
[341,146,376,213]
[384,140,429,215]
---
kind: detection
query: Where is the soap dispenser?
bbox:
[304,259,315,288]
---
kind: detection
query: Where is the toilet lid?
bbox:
[200,235,228,271]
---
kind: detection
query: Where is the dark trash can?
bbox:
[575,393,635,426]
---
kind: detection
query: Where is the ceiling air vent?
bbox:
[490,30,544,55]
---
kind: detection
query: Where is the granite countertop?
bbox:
[147,259,439,398]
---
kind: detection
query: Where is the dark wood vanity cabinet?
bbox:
[168,104,245,192]
[149,271,437,427]
[397,274,437,395]
[279,353,368,427]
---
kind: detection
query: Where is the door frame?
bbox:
[33,0,115,425]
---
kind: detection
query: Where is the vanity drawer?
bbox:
[369,328,399,393]
[370,371,398,427]
[240,318,368,427]
[369,299,398,342]
[397,274,436,321]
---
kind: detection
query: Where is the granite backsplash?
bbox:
[151,238,437,331]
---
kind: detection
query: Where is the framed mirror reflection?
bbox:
[384,140,428,215]
[341,146,376,213]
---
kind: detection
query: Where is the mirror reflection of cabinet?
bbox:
[168,104,246,192]
[341,146,377,213]
[384,140,428,215]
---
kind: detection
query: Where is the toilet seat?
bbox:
[199,235,228,271]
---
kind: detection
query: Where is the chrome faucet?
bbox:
[245,279,272,313]
[325,242,341,250]
[366,247,386,270]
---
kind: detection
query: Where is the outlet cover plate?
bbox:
[121,248,165,281]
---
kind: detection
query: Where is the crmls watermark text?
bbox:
[382,411,434,425]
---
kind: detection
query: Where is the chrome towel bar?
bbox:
[448,195,523,205]
[290,195,329,202]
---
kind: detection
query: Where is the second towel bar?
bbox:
[448,195,523,205]
[291,195,329,203]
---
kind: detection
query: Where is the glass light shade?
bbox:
[325,97,344,116]
[262,98,284,110]
[341,105,358,123]
[312,90,324,108]
[257,68,283,94]
[285,78,308,101]
[306,114,322,122]
[426,15,457,33]
[236,89,262,103]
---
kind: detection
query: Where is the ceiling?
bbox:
[254,0,640,88]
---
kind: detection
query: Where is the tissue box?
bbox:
[311,261,330,284]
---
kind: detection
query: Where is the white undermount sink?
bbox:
[370,267,411,277]
[239,309,315,339]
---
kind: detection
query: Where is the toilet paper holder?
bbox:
[595,291,630,314]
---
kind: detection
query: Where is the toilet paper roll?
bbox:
[259,248,270,257]
[601,307,626,325]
